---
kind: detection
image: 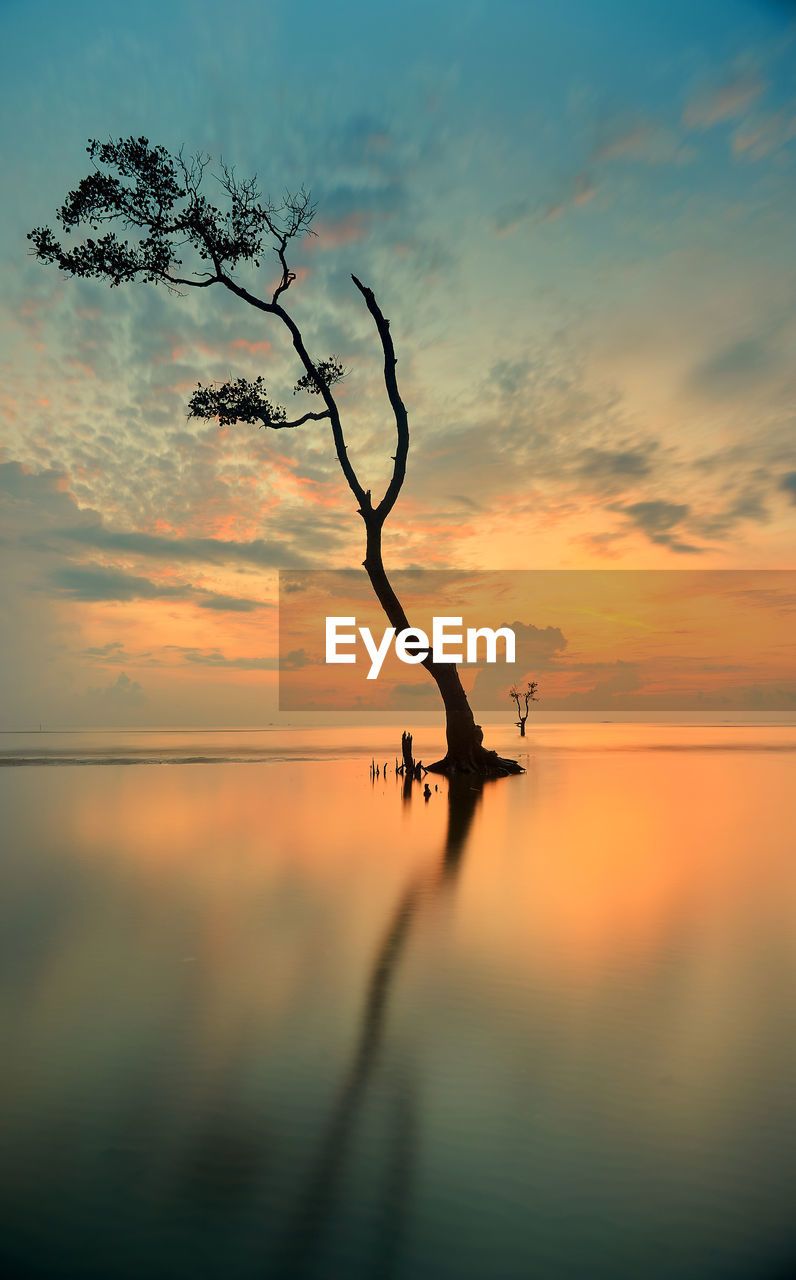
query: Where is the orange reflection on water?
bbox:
[3,722,796,1276]
[48,725,796,996]
[458,728,794,978]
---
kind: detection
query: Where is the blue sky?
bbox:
[1,0,794,726]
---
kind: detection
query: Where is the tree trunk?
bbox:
[362,517,522,777]
[519,718,526,737]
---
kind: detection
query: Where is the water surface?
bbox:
[1,724,795,1278]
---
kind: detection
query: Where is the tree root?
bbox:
[426,745,524,778]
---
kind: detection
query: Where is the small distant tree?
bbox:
[509,681,538,737]
[28,137,522,775]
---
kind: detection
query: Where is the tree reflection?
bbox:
[277,776,485,1277]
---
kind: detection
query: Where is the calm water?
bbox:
[1,724,795,1279]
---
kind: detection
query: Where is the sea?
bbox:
[1,721,795,1278]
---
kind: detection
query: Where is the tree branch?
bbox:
[215,271,369,510]
[351,274,408,522]
[163,272,221,290]
[272,236,296,305]
[188,376,332,430]
[277,410,330,430]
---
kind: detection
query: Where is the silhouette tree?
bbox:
[509,680,538,737]
[28,137,521,775]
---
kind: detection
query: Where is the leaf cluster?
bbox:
[27,137,316,291]
[510,681,539,712]
[187,368,341,431]
[293,357,346,396]
[188,376,287,427]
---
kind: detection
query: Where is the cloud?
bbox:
[84,641,125,658]
[577,447,654,482]
[543,173,596,222]
[2,447,346,574]
[780,472,796,505]
[50,565,187,603]
[616,500,703,553]
[0,458,284,725]
[447,494,483,512]
[689,333,778,394]
[411,339,655,522]
[622,499,689,534]
[732,111,796,161]
[195,593,263,613]
[592,123,690,166]
[489,357,530,396]
[594,126,653,162]
[49,565,267,612]
[683,77,765,130]
[312,212,374,249]
[84,672,146,707]
[282,648,310,669]
[173,647,276,670]
[494,198,534,236]
[691,490,770,539]
[497,113,694,239]
[387,682,438,706]
[496,173,596,234]
[470,621,567,707]
[573,174,596,207]
[1,461,315,619]
[548,660,642,708]
[4,6,796,678]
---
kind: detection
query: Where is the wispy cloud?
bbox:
[780,472,796,506]
[614,500,703,554]
[732,111,796,161]
[683,77,765,130]
[49,564,268,612]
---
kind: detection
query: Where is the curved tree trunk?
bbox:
[363,518,522,777]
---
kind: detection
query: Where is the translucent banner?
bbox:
[278,570,796,713]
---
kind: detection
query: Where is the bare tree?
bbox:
[509,681,538,737]
[28,137,522,776]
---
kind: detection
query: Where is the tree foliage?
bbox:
[29,136,382,511]
[29,137,316,287]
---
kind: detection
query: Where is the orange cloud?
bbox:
[229,339,272,355]
[573,174,596,206]
[311,213,371,248]
[683,77,764,130]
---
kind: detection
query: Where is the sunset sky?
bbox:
[1,0,795,727]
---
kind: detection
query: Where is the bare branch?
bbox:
[272,239,296,305]
[278,410,331,430]
[351,274,408,522]
[163,272,221,291]
[270,189,316,304]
